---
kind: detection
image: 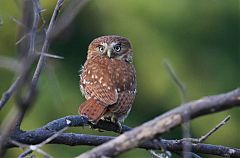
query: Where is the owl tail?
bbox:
[79,98,107,123]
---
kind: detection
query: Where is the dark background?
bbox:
[0,0,239,157]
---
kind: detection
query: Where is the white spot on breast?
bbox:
[99,77,103,83]
[107,86,111,90]
[103,83,107,86]
[91,75,94,79]
[95,75,98,79]
[88,70,91,74]
[117,88,121,92]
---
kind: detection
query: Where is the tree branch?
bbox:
[52,0,90,39]
[2,88,239,157]
[76,88,240,158]
[7,128,240,157]
[0,1,65,157]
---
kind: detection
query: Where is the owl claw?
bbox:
[116,121,123,133]
[110,116,122,133]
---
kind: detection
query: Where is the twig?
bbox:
[15,33,30,45]
[199,115,231,142]
[31,0,64,90]
[163,60,187,102]
[180,115,231,143]
[18,126,69,158]
[52,0,89,39]
[0,77,20,110]
[36,52,64,59]
[163,60,191,158]
[29,0,41,55]
[18,149,33,158]
[11,16,27,28]
[76,88,240,158]
[0,56,22,73]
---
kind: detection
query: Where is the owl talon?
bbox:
[116,121,123,133]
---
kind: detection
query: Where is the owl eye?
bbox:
[113,44,121,52]
[98,45,105,53]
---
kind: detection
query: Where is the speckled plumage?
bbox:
[79,35,136,124]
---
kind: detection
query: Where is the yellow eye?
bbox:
[114,44,121,52]
[98,45,105,53]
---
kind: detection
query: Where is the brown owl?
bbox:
[79,35,136,127]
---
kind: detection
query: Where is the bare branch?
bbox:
[4,86,239,157]
[0,0,64,110]
[52,0,90,39]
[18,149,33,158]
[180,115,231,143]
[31,0,64,89]
[0,1,65,157]
[18,126,69,158]
[36,52,64,59]
[76,88,240,158]
[199,115,231,142]
[0,56,22,73]
[7,130,240,157]
[11,16,27,28]
[163,60,191,157]
[163,60,187,102]
[28,0,41,55]
[15,33,30,45]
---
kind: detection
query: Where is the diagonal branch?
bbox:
[31,0,64,90]
[52,0,90,39]
[76,88,240,158]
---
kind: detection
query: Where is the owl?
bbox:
[79,35,136,128]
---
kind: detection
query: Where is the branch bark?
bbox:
[76,88,240,158]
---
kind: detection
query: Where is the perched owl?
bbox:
[79,35,136,127]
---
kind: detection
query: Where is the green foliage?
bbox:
[0,0,239,157]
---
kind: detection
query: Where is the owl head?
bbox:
[88,35,133,62]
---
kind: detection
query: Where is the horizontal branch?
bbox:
[77,88,240,158]
[4,88,240,157]
[41,115,131,133]
[8,131,240,157]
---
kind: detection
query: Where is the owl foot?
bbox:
[110,117,122,133]
[116,121,123,133]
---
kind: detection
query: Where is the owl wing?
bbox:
[80,59,118,106]
[83,82,118,105]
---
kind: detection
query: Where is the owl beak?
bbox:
[107,49,112,58]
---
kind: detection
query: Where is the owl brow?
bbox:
[97,44,103,48]
[116,42,121,46]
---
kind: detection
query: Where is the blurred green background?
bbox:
[0,0,239,157]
